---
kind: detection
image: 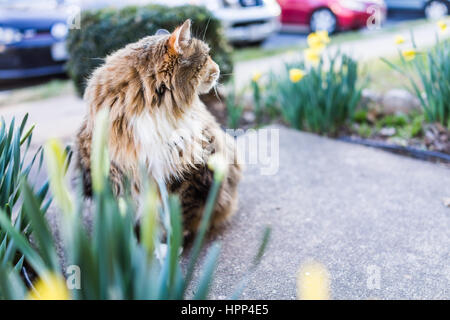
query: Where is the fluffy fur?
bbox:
[76,20,241,235]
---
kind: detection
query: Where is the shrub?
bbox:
[383,31,450,128]
[66,4,233,97]
[264,51,364,135]
[0,115,51,288]
[0,110,269,300]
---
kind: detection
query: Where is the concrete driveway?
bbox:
[187,126,450,300]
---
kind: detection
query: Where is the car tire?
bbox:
[424,0,449,20]
[310,8,337,34]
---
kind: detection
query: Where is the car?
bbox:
[154,0,282,44]
[277,0,387,34]
[0,0,72,80]
[384,0,449,20]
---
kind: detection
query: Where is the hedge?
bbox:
[66,4,233,96]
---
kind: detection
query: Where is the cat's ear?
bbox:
[169,19,191,54]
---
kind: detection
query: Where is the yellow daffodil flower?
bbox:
[27,274,70,300]
[316,30,330,44]
[297,262,330,300]
[252,71,262,82]
[307,32,325,51]
[304,48,321,65]
[289,68,306,83]
[394,35,405,45]
[402,49,418,61]
[438,20,447,33]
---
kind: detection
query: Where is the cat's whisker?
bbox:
[202,17,211,41]
[213,85,222,103]
[86,57,105,61]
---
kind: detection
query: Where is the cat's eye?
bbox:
[156,83,168,105]
[157,84,167,96]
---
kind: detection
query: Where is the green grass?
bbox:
[362,55,411,92]
[232,44,305,62]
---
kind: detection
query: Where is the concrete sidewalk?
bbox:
[187,126,450,299]
[0,95,86,148]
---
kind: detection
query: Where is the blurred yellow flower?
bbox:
[402,49,418,61]
[438,20,448,32]
[316,30,330,44]
[44,139,74,215]
[28,274,70,300]
[394,35,405,45]
[304,48,321,65]
[289,68,306,83]
[252,71,262,82]
[307,32,325,51]
[296,261,330,300]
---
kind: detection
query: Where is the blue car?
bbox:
[385,0,449,19]
[0,1,70,80]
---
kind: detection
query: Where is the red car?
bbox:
[277,0,387,33]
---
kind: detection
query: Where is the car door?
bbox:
[278,0,312,25]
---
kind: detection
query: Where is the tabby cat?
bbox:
[76,20,241,236]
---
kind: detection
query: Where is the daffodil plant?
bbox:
[267,51,363,135]
[247,31,363,135]
[0,115,52,299]
[383,23,450,128]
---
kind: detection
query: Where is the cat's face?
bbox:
[147,20,220,108]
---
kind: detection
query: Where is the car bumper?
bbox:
[215,5,281,42]
[0,35,67,80]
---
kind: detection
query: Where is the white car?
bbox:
[153,0,281,43]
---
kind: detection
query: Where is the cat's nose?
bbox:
[211,71,220,80]
[211,65,220,80]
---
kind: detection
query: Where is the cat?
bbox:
[76,19,242,236]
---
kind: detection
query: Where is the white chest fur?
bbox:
[131,107,208,182]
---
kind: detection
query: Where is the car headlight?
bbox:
[339,0,367,11]
[51,23,69,40]
[0,27,22,45]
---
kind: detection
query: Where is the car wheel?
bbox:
[425,0,449,20]
[310,8,337,34]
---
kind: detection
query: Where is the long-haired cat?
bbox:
[76,19,242,236]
